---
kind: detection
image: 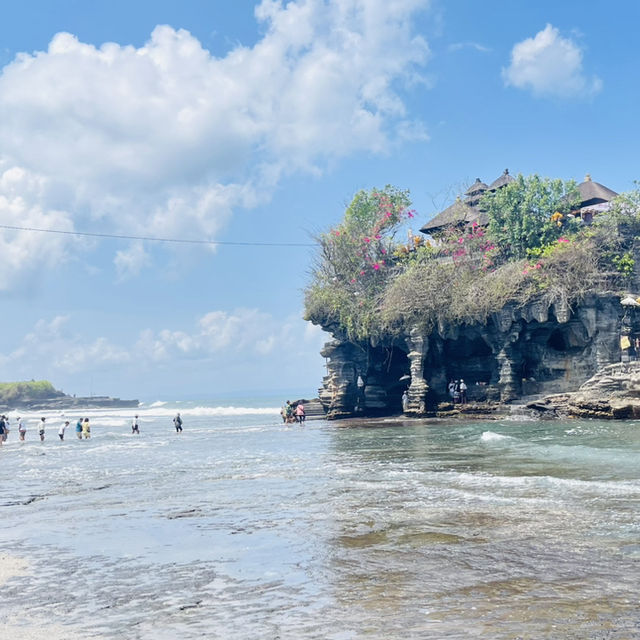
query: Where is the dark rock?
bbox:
[316,293,625,419]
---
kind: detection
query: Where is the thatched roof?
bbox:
[577,174,618,207]
[465,178,489,197]
[420,198,488,235]
[488,168,515,191]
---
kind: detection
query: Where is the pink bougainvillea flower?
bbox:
[535,263,542,269]
[364,237,370,243]
[558,237,569,243]
[373,263,380,270]
[381,248,387,255]
[458,237,464,244]
[523,268,529,274]
[360,270,365,276]
[350,278,356,283]
[374,234,381,239]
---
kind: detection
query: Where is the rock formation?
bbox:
[529,361,640,419]
[318,293,624,419]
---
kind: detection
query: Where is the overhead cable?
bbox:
[0,223,317,248]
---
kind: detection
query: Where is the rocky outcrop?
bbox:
[0,394,139,412]
[318,293,626,419]
[529,361,640,419]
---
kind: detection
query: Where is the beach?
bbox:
[0,400,638,638]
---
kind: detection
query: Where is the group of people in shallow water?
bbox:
[0,415,92,443]
[280,400,305,424]
[0,412,185,444]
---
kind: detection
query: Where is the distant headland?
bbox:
[0,380,139,411]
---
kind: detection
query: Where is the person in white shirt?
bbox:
[17,417,26,441]
[459,379,468,404]
[38,417,46,442]
[131,415,140,434]
[58,420,70,441]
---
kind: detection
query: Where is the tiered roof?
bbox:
[420,169,512,235]
[420,170,618,236]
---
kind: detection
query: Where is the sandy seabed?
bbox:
[0,553,95,640]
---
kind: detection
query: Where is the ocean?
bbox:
[0,399,639,639]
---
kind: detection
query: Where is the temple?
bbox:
[315,171,629,418]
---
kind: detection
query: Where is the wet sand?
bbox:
[0,554,94,640]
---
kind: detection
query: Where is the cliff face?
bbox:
[318,294,623,418]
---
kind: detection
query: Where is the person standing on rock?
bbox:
[173,413,183,433]
[38,417,46,442]
[459,379,468,404]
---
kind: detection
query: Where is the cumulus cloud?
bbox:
[0,309,328,380]
[0,316,131,371]
[502,24,601,99]
[0,0,431,289]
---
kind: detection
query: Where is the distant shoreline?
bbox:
[0,395,139,412]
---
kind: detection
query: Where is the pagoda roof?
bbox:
[488,168,515,191]
[464,178,489,197]
[420,198,488,235]
[577,174,618,207]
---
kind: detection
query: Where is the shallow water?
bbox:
[0,403,639,639]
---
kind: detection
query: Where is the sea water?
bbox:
[0,400,639,639]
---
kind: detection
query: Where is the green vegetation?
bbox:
[304,177,640,342]
[0,380,62,404]
[482,174,581,260]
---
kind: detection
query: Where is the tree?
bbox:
[304,185,413,340]
[481,174,581,260]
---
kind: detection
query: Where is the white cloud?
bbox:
[448,42,490,53]
[0,316,131,371]
[502,24,601,99]
[0,309,329,379]
[114,241,151,279]
[0,0,431,289]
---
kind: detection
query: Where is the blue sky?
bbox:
[0,0,638,401]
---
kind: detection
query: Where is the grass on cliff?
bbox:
[0,380,61,403]
[304,181,640,342]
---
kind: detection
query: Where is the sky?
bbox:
[0,0,638,402]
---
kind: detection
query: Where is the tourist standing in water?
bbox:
[82,418,91,439]
[295,402,306,423]
[132,415,140,434]
[75,418,83,439]
[39,417,46,441]
[0,416,6,445]
[17,417,26,441]
[173,413,183,433]
[58,421,70,441]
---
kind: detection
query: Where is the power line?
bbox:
[0,223,318,248]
